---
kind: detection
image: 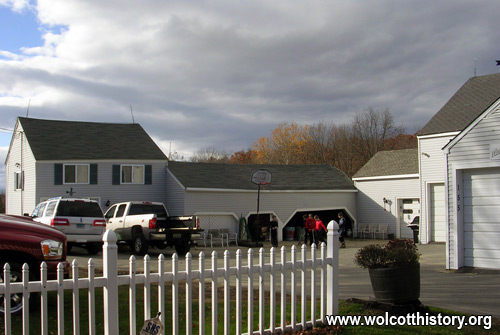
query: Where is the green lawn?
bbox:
[1,285,497,334]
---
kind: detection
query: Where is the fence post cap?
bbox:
[327,220,339,231]
[103,229,117,243]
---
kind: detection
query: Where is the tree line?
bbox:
[190,108,417,178]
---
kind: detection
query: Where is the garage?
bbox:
[463,168,500,268]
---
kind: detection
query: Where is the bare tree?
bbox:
[351,107,405,164]
[190,146,230,163]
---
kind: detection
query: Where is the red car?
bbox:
[0,214,70,314]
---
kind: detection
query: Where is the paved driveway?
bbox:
[68,239,500,318]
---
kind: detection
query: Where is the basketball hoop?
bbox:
[251,169,272,185]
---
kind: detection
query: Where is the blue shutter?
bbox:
[54,164,63,185]
[145,165,152,185]
[90,164,98,184]
[112,165,120,185]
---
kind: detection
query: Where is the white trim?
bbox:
[352,174,418,181]
[193,212,240,221]
[443,98,500,153]
[185,187,358,193]
[444,151,450,269]
[417,131,460,140]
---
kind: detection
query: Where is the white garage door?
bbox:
[430,183,446,242]
[463,168,500,269]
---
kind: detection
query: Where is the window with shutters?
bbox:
[64,164,89,184]
[113,164,151,185]
[121,164,144,184]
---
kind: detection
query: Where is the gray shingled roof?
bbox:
[418,73,500,136]
[168,161,356,191]
[352,148,418,179]
[18,117,167,160]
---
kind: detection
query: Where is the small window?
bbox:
[14,171,24,190]
[115,204,127,217]
[32,202,47,218]
[121,165,144,184]
[105,205,117,219]
[64,164,89,184]
[44,201,57,217]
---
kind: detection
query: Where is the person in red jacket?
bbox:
[314,215,328,245]
[305,213,316,246]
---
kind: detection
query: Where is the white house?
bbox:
[353,148,419,239]
[5,117,169,215]
[166,161,357,242]
[418,72,500,269]
[5,117,357,244]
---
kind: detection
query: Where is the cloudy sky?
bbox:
[1,0,500,191]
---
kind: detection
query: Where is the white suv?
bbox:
[31,197,105,255]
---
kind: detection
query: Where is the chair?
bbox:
[364,224,377,239]
[221,228,238,246]
[208,229,226,247]
[355,223,367,239]
[375,224,388,240]
[196,231,208,248]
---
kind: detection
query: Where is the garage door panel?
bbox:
[464,223,499,232]
[463,205,500,222]
[465,257,500,268]
[464,232,500,248]
[464,196,500,206]
[463,168,500,269]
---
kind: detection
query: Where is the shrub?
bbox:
[354,239,420,269]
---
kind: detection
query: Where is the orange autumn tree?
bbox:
[253,122,310,164]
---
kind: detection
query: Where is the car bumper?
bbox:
[66,234,103,244]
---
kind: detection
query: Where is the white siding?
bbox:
[165,169,186,216]
[447,107,500,269]
[5,123,37,215]
[418,134,455,244]
[354,176,419,238]
[32,161,167,214]
[182,189,357,240]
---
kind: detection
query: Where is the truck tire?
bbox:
[0,262,37,315]
[131,233,149,256]
[175,244,190,257]
[87,242,102,255]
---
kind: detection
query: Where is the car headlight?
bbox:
[41,239,64,259]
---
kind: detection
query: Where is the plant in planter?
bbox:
[354,239,421,304]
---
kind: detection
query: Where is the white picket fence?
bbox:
[1,222,339,335]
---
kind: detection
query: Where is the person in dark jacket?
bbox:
[338,212,346,248]
[270,215,279,248]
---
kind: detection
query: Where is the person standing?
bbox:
[338,212,346,248]
[270,215,279,248]
[314,215,327,245]
[305,213,316,246]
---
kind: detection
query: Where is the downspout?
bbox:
[443,147,450,269]
[20,131,24,216]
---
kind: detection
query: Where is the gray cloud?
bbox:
[1,0,500,177]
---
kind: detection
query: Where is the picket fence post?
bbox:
[103,229,119,335]
[327,220,340,316]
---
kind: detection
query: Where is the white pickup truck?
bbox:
[104,201,202,256]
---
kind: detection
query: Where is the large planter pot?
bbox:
[368,263,420,304]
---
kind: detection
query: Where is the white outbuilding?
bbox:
[353,149,419,239]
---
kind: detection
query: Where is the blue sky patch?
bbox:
[0,5,44,53]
